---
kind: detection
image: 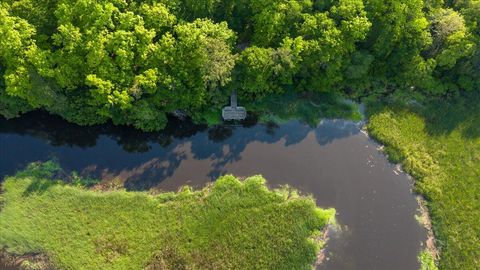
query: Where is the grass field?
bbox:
[0,162,335,269]
[367,94,480,270]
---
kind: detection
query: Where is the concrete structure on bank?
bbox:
[222,91,246,120]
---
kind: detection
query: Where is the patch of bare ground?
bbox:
[0,250,54,270]
[416,196,440,262]
[314,225,333,267]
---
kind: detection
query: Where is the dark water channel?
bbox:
[0,112,426,270]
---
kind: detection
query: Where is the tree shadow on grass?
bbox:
[16,161,99,196]
[421,93,480,139]
[22,179,60,196]
[367,92,480,140]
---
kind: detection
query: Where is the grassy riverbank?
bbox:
[196,91,362,126]
[245,91,362,126]
[367,94,480,269]
[0,162,334,270]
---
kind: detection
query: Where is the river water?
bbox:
[0,112,426,270]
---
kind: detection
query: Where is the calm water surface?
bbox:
[0,112,426,270]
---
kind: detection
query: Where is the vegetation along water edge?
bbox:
[367,93,480,270]
[0,162,336,269]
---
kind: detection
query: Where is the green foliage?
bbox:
[70,171,101,188]
[362,0,433,93]
[246,90,361,126]
[0,164,335,270]
[0,1,237,130]
[0,0,479,129]
[0,89,32,119]
[13,160,62,179]
[0,5,38,102]
[367,93,480,269]
[194,107,223,125]
[419,250,439,270]
[235,45,299,97]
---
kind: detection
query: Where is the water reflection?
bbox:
[0,111,206,153]
[0,112,362,189]
[0,112,424,270]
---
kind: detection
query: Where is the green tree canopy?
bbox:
[0,0,479,129]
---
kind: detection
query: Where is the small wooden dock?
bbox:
[222,91,246,120]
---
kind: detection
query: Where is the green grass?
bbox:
[246,91,362,126]
[0,162,335,270]
[367,94,480,270]
[419,249,439,270]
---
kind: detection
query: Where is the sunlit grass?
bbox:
[0,162,335,269]
[367,93,480,269]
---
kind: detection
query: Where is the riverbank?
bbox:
[136,91,362,128]
[367,93,480,270]
[0,162,335,269]
[0,113,426,269]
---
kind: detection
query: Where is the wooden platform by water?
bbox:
[222,91,246,120]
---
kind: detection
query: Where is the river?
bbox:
[0,112,426,270]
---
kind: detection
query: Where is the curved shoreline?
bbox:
[362,123,439,268]
[1,113,427,269]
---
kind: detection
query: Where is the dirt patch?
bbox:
[314,225,333,267]
[416,196,440,262]
[0,249,54,270]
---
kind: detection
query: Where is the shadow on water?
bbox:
[0,111,208,153]
[0,111,360,190]
[122,152,189,190]
[0,111,425,270]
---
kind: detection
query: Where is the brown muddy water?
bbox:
[0,112,427,270]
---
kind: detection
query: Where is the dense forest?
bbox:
[0,0,479,130]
